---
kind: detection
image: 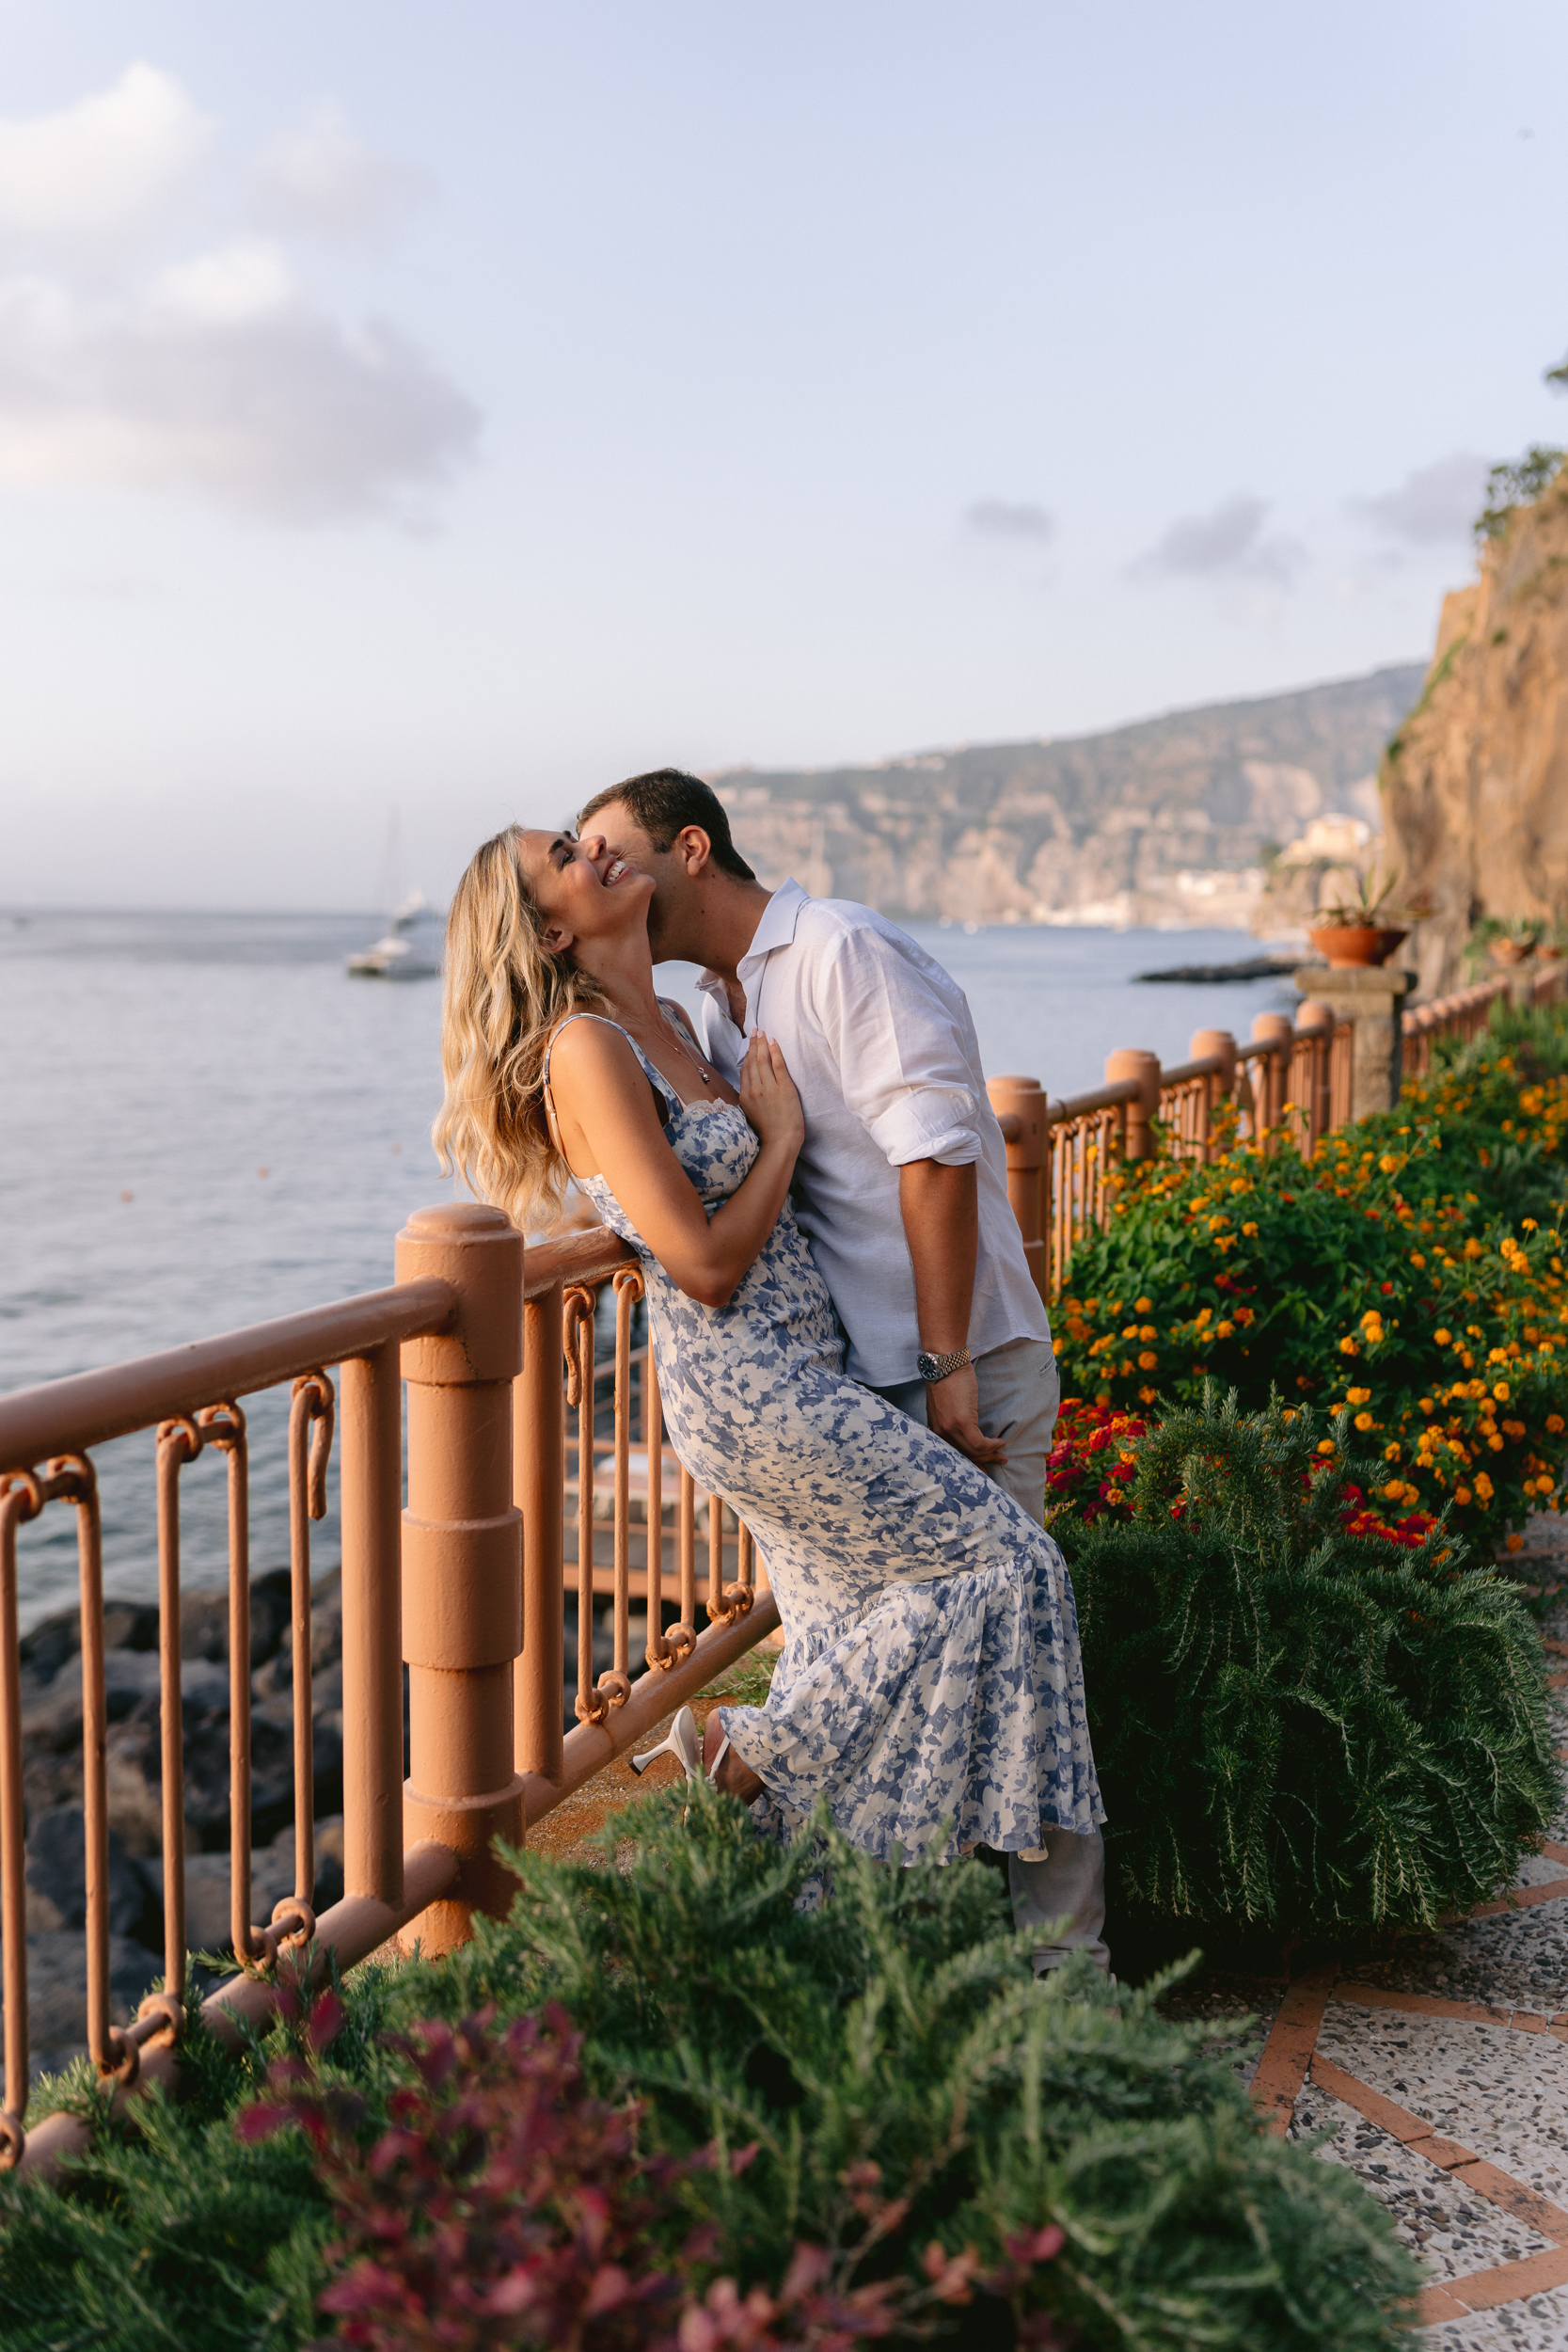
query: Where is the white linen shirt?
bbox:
[693,879,1050,1386]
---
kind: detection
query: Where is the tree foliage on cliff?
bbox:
[1054,1389,1558,1933]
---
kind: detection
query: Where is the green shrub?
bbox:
[0,1796,1423,2350]
[1053,1018,1568,1544]
[1056,1388,1560,1933]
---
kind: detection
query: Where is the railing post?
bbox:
[515,1280,566,1793]
[1104,1049,1160,1160]
[340,1341,404,1908]
[1250,1014,1293,1140]
[988,1074,1048,1300]
[395,1203,525,1954]
[1295,1000,1334,1150]
[1189,1030,1236,1163]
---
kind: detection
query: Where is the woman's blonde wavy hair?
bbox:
[433,822,611,1232]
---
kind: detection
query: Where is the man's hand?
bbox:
[925,1359,1008,1470]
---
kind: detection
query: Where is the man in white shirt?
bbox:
[578,769,1106,1973]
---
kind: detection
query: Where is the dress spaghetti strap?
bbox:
[543,1011,681,1130]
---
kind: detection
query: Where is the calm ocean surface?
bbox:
[0,909,1297,1628]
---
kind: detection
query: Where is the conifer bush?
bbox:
[1055,1389,1560,1931]
[0,1790,1422,2350]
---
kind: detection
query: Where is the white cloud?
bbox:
[965,497,1054,543]
[1132,493,1304,584]
[1351,451,1490,544]
[256,105,428,243]
[0,64,211,245]
[0,247,480,521]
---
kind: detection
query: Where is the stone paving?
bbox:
[1215,1555,1568,2344]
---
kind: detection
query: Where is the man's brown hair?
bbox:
[578,768,756,882]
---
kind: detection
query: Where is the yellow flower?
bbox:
[1346,1387,1371,1405]
[1229,1178,1248,1195]
[1524,1217,1539,1230]
[1418,1397,1434,1414]
[1379,1154,1399,1173]
[1360,1311,1384,1334]
[1338,1336,1359,1356]
[1138,1385,1157,1403]
[1384,1442,1401,1460]
[1474,1473,1495,1502]
[1121,1325,1139,1340]
[1410,1252,1426,1268]
[1354,1411,1374,1431]
[1138,1325,1156,1342]
[1384,1477,1404,1498]
[1488,1349,1508,1366]
[1433,1328,1451,1345]
[1241,1220,1259,1237]
[1464,1237,1483,1259]
[1195,1307,1212,1327]
[1493,1381,1511,1401]
[1134,1295,1152,1311]
[1137,1350,1158,1370]
[1489,1433,1505,1451]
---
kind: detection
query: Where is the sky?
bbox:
[1,2,1566,910]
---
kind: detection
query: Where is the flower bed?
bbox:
[1052,1018,1568,1544]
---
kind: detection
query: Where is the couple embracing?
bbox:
[436,769,1107,1973]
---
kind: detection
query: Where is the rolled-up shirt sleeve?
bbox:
[816,928,984,1167]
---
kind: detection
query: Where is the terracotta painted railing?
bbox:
[1400,961,1567,1080]
[0,1203,775,2179]
[988,1003,1356,1307]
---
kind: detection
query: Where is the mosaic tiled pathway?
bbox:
[1220,1596,1568,2347]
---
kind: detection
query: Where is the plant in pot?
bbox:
[1307,864,1421,968]
[1463,914,1546,974]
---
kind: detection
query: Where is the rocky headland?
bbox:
[1384,466,1568,995]
[709,663,1419,931]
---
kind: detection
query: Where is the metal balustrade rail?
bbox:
[1400,962,1568,1080]
[988,1004,1366,1309]
[0,1206,777,2181]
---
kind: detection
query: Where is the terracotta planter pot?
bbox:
[1307,923,1408,969]
[1488,938,1537,967]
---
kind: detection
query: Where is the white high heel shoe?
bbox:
[631,1703,730,1787]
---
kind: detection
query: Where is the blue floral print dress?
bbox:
[556,1016,1103,1865]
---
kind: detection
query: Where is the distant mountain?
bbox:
[710,663,1424,930]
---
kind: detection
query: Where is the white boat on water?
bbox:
[346,890,442,980]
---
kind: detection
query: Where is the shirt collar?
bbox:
[738,878,807,973]
[696,879,809,1005]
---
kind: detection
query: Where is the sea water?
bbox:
[0,909,1298,1625]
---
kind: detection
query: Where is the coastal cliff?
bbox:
[1384,467,1568,994]
[710,665,1419,931]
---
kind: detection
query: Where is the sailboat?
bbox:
[346,815,442,979]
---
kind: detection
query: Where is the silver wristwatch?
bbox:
[916,1346,972,1384]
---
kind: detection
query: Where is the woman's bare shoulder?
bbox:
[548,1013,635,1081]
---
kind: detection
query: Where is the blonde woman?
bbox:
[436,823,1106,1969]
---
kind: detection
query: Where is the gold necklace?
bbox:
[629,1005,715,1089]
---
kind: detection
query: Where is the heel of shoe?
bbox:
[633,1704,702,1786]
